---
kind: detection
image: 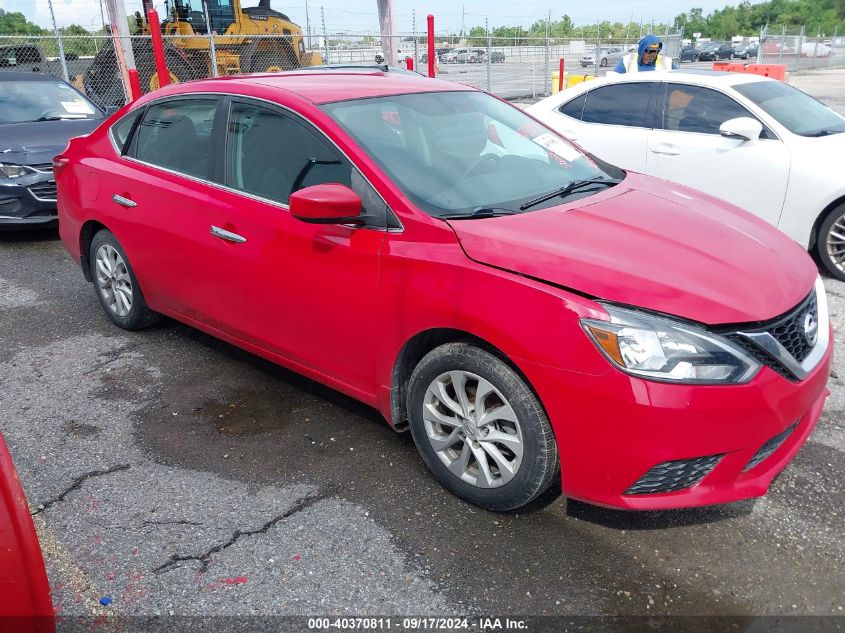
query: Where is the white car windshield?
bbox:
[734,80,845,137]
[0,79,102,125]
[322,91,620,217]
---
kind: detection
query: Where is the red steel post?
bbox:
[559,58,565,92]
[128,68,142,101]
[147,10,170,88]
[427,14,435,77]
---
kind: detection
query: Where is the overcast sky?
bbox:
[2,0,739,33]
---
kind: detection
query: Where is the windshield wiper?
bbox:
[33,115,87,122]
[806,129,843,137]
[440,206,520,220]
[519,177,620,211]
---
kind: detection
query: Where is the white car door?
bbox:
[645,82,791,227]
[546,82,656,172]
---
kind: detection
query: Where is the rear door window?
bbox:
[580,83,655,128]
[558,93,587,120]
[128,98,218,179]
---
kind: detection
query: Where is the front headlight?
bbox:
[0,163,34,179]
[582,305,760,384]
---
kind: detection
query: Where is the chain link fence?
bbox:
[757,26,845,72]
[4,26,842,108]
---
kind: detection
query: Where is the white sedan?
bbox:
[526,71,845,279]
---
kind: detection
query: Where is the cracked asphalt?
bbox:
[0,73,844,628]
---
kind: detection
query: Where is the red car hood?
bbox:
[449,173,816,325]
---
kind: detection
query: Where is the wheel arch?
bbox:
[389,327,543,433]
[79,220,110,282]
[808,194,845,252]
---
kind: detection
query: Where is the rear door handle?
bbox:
[650,143,680,156]
[112,194,137,207]
[210,225,247,243]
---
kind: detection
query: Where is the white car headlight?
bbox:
[0,163,35,179]
[582,305,761,384]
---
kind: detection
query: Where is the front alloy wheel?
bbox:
[422,370,523,488]
[95,243,133,317]
[818,204,845,280]
[407,343,559,511]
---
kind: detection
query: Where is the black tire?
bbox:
[600,57,608,67]
[815,204,845,281]
[407,343,559,512]
[249,41,299,73]
[89,230,161,330]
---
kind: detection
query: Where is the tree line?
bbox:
[465,0,845,44]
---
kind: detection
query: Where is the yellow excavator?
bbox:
[82,0,323,106]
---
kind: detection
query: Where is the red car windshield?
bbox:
[322,91,617,217]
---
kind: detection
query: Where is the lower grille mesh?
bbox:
[744,422,798,472]
[625,454,723,495]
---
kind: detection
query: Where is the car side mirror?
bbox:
[719,117,763,142]
[290,183,363,225]
[104,105,120,116]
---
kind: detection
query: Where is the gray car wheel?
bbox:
[90,230,161,330]
[407,343,559,511]
[817,203,845,281]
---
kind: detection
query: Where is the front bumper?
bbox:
[520,330,832,510]
[0,172,59,229]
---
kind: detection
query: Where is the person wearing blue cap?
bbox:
[615,34,673,73]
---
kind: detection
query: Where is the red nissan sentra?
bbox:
[56,69,831,512]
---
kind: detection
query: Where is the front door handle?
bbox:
[650,143,680,156]
[112,194,137,207]
[210,225,247,243]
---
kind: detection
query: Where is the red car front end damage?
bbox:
[56,72,831,511]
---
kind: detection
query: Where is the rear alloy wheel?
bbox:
[817,204,845,281]
[407,343,559,511]
[90,230,161,330]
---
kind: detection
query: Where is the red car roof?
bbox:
[182,70,475,104]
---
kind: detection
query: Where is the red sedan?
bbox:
[56,69,831,512]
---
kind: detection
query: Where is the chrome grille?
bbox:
[727,282,827,382]
[772,293,817,363]
[29,163,55,172]
[28,181,58,201]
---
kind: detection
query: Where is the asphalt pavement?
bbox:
[0,70,843,630]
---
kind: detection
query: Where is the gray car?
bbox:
[0,72,106,229]
[579,47,624,68]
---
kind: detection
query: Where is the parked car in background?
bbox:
[0,72,107,229]
[58,69,830,513]
[526,71,845,279]
[733,43,759,59]
[699,41,734,61]
[679,45,702,62]
[456,48,482,63]
[420,47,453,65]
[580,47,624,68]
[489,50,505,63]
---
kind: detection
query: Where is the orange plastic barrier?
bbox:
[712,61,732,71]
[744,64,786,80]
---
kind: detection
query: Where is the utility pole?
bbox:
[47,0,70,81]
[104,0,136,103]
[321,6,329,64]
[376,0,397,66]
[305,0,311,50]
